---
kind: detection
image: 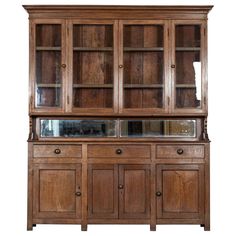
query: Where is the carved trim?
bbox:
[28,117,38,141]
[203,117,209,140]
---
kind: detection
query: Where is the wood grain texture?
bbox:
[156,164,204,220]
[88,164,118,219]
[26,5,211,231]
[33,164,81,219]
[119,165,150,219]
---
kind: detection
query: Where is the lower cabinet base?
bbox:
[28,221,209,231]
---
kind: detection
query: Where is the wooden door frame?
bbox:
[118,20,169,115]
[29,19,67,114]
[169,20,207,114]
[156,164,204,220]
[67,19,119,115]
[33,163,81,219]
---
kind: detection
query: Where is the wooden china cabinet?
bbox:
[24,5,213,231]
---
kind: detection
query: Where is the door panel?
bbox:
[88,164,118,219]
[31,20,66,113]
[71,20,118,114]
[119,20,168,114]
[119,165,150,219]
[156,164,204,219]
[33,164,81,219]
[171,20,206,114]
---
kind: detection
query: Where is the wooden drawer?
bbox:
[33,144,82,158]
[156,145,204,158]
[88,144,150,158]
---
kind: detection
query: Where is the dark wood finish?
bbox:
[119,165,150,219]
[33,164,81,219]
[25,5,212,231]
[88,164,118,219]
[156,144,204,158]
[33,144,82,158]
[156,164,204,219]
[88,144,151,158]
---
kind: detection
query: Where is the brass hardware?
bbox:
[116,149,122,154]
[119,65,123,68]
[118,184,124,189]
[61,64,66,68]
[75,192,81,196]
[54,148,61,154]
[177,148,184,155]
[171,64,175,68]
[156,191,162,197]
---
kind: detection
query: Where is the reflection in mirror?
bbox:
[40,119,117,137]
[120,119,196,138]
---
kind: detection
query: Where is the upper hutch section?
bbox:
[24,5,212,116]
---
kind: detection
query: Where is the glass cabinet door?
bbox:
[72,22,116,113]
[120,21,167,113]
[34,22,65,111]
[173,22,205,112]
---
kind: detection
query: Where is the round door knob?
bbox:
[119,65,123,68]
[75,192,81,196]
[61,64,66,68]
[118,184,124,189]
[156,191,162,197]
[171,64,175,68]
[177,148,184,155]
[54,148,61,154]
[116,149,122,155]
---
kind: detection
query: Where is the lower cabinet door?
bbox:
[88,164,119,219]
[119,165,150,219]
[33,164,81,219]
[156,164,204,219]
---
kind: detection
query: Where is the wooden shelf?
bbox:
[37,84,61,88]
[73,47,113,51]
[176,84,196,88]
[36,47,61,51]
[124,47,164,52]
[175,47,200,51]
[73,84,113,88]
[124,84,163,89]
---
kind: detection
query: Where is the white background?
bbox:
[0,0,234,235]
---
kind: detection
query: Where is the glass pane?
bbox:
[73,88,113,108]
[73,25,113,47]
[36,24,61,47]
[40,119,117,138]
[123,25,164,109]
[35,24,62,107]
[124,89,163,108]
[124,25,163,48]
[73,25,113,109]
[120,119,196,138]
[175,25,201,109]
[175,25,200,47]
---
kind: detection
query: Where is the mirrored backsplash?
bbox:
[40,119,117,137]
[120,119,196,137]
[39,118,197,138]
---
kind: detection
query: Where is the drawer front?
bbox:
[156,145,204,158]
[33,145,82,158]
[88,145,150,158]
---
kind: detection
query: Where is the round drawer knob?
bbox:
[54,148,61,154]
[119,65,123,68]
[60,64,66,68]
[118,184,124,189]
[156,191,162,197]
[116,149,122,155]
[177,148,184,155]
[75,192,81,197]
